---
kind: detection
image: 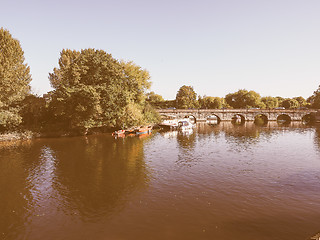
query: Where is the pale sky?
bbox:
[1,0,320,100]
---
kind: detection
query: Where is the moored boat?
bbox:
[112,129,125,137]
[135,125,153,135]
[158,119,179,130]
[178,120,194,130]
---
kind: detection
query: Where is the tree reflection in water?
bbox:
[0,134,151,239]
[0,140,43,239]
[47,135,150,220]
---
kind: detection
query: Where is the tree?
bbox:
[276,96,284,107]
[19,94,46,129]
[175,85,198,109]
[293,96,306,108]
[146,91,164,108]
[280,98,299,109]
[120,60,151,105]
[261,96,279,109]
[48,48,157,132]
[0,28,31,130]
[225,89,262,109]
[199,96,223,109]
[49,85,102,131]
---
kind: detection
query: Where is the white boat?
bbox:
[158,119,179,130]
[178,120,194,130]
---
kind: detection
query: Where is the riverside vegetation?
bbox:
[0,28,160,139]
[1,27,320,140]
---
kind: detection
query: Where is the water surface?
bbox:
[1,122,320,240]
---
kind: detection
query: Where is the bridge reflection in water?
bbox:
[158,109,318,124]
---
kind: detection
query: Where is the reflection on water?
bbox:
[1,123,320,240]
[0,135,150,240]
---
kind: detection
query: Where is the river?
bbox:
[1,122,320,240]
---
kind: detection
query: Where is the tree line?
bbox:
[148,85,320,110]
[1,28,320,134]
[0,28,159,134]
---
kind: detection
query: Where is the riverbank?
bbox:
[0,131,35,142]
[0,130,97,143]
[0,124,157,143]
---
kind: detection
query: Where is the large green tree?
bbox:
[225,89,263,109]
[175,85,198,109]
[48,48,157,132]
[0,28,31,130]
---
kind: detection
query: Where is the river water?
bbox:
[1,122,320,240]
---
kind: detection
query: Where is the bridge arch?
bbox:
[254,114,268,125]
[206,114,221,124]
[232,114,245,125]
[277,114,291,124]
[302,113,315,124]
[184,115,197,124]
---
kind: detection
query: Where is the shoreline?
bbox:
[0,124,157,143]
[0,130,104,143]
[0,131,34,142]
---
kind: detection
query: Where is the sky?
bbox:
[1,0,320,100]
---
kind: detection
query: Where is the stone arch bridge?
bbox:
[157,109,317,123]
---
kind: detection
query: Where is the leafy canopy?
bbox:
[48,48,156,131]
[0,28,31,130]
[225,89,263,109]
[280,98,299,109]
[199,96,223,109]
[176,85,198,109]
[261,96,278,109]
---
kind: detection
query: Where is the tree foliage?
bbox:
[293,96,306,108]
[199,96,223,109]
[146,91,164,104]
[19,94,46,129]
[310,85,320,109]
[0,28,31,131]
[175,85,198,109]
[0,109,22,131]
[225,89,263,109]
[280,98,299,109]
[261,96,279,109]
[48,48,158,132]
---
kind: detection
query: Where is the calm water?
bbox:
[1,122,320,240]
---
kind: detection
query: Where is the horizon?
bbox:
[1,0,320,99]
